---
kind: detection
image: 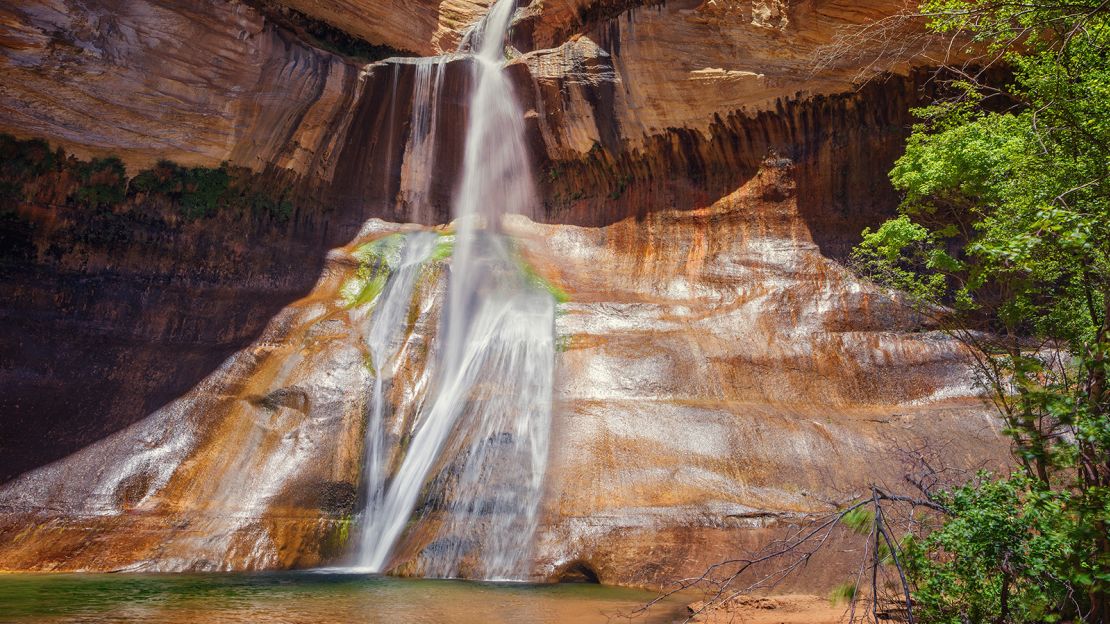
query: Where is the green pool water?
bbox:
[0,572,689,623]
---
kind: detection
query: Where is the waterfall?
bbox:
[353,232,439,532]
[354,0,555,580]
[398,57,449,225]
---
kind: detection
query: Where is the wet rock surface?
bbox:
[0,0,1006,589]
[516,165,1005,588]
[0,168,1007,582]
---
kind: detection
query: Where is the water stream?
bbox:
[352,232,438,535]
[354,0,555,580]
[399,57,449,224]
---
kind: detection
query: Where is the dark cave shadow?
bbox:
[0,202,372,484]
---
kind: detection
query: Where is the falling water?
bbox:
[355,0,555,580]
[382,65,401,193]
[398,57,449,224]
[352,232,438,531]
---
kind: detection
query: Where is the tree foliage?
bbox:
[852,1,1110,621]
[906,474,1083,623]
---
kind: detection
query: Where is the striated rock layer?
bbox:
[0,0,938,186]
[268,0,492,55]
[0,0,365,175]
[0,0,1003,590]
[0,162,1006,586]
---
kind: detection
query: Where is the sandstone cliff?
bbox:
[1,0,935,205]
[0,0,366,175]
[0,0,1000,590]
[0,163,1003,587]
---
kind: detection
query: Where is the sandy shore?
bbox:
[687,594,845,623]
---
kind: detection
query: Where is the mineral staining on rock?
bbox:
[0,166,1003,579]
[0,0,1005,589]
[522,163,1002,588]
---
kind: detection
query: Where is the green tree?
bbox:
[852,0,1110,621]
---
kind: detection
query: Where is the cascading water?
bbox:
[353,0,555,580]
[398,57,449,224]
[351,232,438,529]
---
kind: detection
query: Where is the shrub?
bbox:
[72,157,127,207]
[2,133,301,225]
[0,134,58,180]
[179,165,230,219]
[129,160,186,195]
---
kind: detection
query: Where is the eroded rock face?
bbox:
[270,0,491,55]
[0,226,395,570]
[522,164,1003,588]
[0,0,417,481]
[1,0,937,180]
[517,0,927,139]
[0,0,362,175]
[0,164,1006,584]
[0,0,1003,590]
[0,182,373,482]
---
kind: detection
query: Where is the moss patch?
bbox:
[342,270,389,309]
[508,244,569,304]
[521,260,570,304]
[341,234,407,309]
[430,234,455,262]
[318,516,353,560]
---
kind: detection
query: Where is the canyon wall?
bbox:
[0,0,373,480]
[0,164,1003,587]
[0,0,1003,589]
[0,0,939,481]
[1,0,935,217]
[0,0,365,175]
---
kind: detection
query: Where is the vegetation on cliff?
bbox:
[851,0,1110,621]
[0,134,296,223]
